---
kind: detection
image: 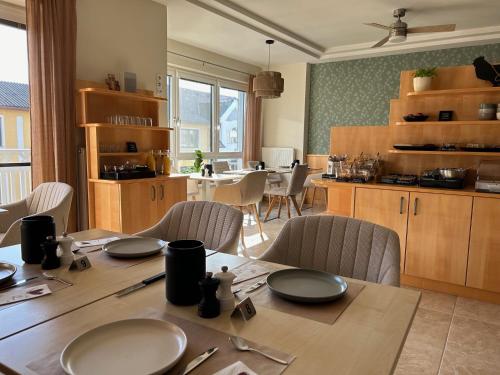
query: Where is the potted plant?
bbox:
[193,149,204,172]
[413,67,437,92]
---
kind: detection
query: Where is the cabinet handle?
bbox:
[399,196,404,215]
[151,185,156,201]
[160,185,165,200]
[413,197,419,216]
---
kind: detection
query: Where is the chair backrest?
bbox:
[303,172,324,188]
[247,161,259,169]
[26,182,73,215]
[286,164,308,196]
[259,215,400,286]
[136,201,243,254]
[238,170,268,205]
[212,161,230,174]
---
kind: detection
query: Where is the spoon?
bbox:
[42,272,73,286]
[229,336,288,365]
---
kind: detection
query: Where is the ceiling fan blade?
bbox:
[407,24,456,33]
[371,35,390,48]
[364,23,391,30]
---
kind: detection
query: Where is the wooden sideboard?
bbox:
[314,180,500,303]
[77,84,187,234]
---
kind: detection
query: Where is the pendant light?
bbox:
[253,40,284,99]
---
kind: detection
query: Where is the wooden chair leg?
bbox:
[277,196,283,218]
[300,187,308,210]
[252,203,263,236]
[238,206,245,246]
[291,196,302,216]
[285,197,291,219]
[264,196,277,222]
[324,187,328,205]
[311,187,317,208]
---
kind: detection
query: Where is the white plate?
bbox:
[103,237,166,258]
[60,319,187,375]
[0,262,17,284]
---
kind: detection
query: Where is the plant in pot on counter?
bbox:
[413,67,437,92]
[193,150,204,172]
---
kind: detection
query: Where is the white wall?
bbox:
[167,39,260,84]
[76,0,168,94]
[262,63,310,162]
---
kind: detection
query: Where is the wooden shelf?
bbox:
[79,123,174,131]
[79,87,167,102]
[89,174,189,184]
[389,149,500,157]
[394,120,500,126]
[99,152,146,157]
[407,87,500,97]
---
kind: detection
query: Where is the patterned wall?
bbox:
[308,43,500,154]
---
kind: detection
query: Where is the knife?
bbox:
[181,347,218,375]
[0,276,38,292]
[243,278,267,294]
[115,272,166,297]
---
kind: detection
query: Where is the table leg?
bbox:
[201,181,208,201]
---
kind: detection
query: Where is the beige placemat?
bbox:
[231,262,365,325]
[27,312,295,375]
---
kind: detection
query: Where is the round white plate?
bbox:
[60,319,187,375]
[103,237,166,258]
[0,262,17,284]
[267,269,348,303]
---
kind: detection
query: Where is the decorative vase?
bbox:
[413,77,432,92]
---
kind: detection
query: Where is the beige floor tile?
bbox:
[394,307,452,375]
[439,316,500,375]
[454,297,500,327]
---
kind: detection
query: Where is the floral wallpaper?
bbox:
[308,43,500,154]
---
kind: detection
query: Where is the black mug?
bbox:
[165,240,206,305]
[21,215,56,264]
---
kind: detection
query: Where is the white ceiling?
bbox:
[167,0,500,67]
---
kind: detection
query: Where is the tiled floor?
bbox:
[240,200,500,375]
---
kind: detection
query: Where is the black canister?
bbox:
[21,215,56,264]
[165,240,206,305]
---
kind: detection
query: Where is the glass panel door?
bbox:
[219,87,245,153]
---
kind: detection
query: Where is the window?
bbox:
[16,116,24,148]
[0,115,4,148]
[167,70,247,168]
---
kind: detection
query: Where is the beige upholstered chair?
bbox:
[212,161,230,174]
[136,201,243,254]
[264,164,308,221]
[301,172,327,210]
[259,215,400,287]
[0,182,74,247]
[247,161,259,169]
[213,171,268,241]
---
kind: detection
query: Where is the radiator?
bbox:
[261,147,295,168]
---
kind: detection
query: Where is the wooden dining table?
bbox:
[0,229,420,375]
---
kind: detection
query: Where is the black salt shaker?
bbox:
[198,272,220,319]
[41,236,60,270]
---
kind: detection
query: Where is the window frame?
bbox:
[0,115,5,148]
[167,68,247,163]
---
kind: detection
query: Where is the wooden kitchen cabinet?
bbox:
[405,192,473,285]
[354,188,409,272]
[467,197,500,292]
[326,185,355,217]
[156,178,187,219]
[120,181,159,234]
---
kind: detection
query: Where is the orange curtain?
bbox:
[26,0,77,227]
[27,0,77,186]
[243,75,262,165]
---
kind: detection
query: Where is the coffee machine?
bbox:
[475,160,500,193]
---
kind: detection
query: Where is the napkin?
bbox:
[74,236,120,248]
[0,284,52,306]
[212,361,258,375]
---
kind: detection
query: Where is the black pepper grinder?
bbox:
[41,236,60,270]
[198,272,220,319]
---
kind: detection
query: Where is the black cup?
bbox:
[165,240,206,305]
[21,215,56,264]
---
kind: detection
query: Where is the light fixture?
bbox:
[253,40,284,99]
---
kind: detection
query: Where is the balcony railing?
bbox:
[0,149,32,204]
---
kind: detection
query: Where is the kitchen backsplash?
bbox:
[308,43,500,154]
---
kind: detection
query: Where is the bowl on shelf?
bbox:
[403,113,429,122]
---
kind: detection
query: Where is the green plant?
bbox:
[193,149,204,172]
[414,67,437,78]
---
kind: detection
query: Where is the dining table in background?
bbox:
[0,228,420,374]
[189,173,242,200]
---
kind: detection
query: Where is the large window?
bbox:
[167,70,247,172]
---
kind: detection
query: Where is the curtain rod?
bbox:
[167,50,252,76]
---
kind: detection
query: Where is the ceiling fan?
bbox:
[365,8,456,48]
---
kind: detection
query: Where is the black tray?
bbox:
[419,177,464,189]
[100,170,156,180]
[393,144,438,151]
[461,146,500,152]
